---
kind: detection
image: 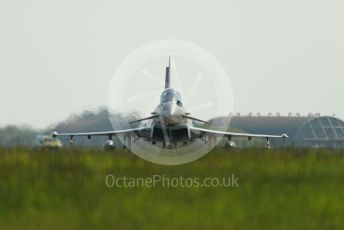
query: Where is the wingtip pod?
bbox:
[282,133,288,141]
[51,131,58,139]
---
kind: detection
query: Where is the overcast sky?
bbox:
[0,0,343,128]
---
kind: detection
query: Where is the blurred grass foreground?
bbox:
[0,148,344,229]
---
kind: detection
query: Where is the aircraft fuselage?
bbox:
[149,88,193,143]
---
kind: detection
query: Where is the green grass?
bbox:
[0,148,344,229]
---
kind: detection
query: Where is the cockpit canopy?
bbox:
[160,88,182,105]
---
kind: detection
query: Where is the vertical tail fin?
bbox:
[165,57,171,89]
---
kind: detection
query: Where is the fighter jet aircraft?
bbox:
[52,58,288,148]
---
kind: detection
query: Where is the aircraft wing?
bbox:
[51,127,148,139]
[189,127,288,140]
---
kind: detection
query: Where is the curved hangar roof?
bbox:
[228,116,344,147]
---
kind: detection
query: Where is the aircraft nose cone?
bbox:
[162,102,183,125]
